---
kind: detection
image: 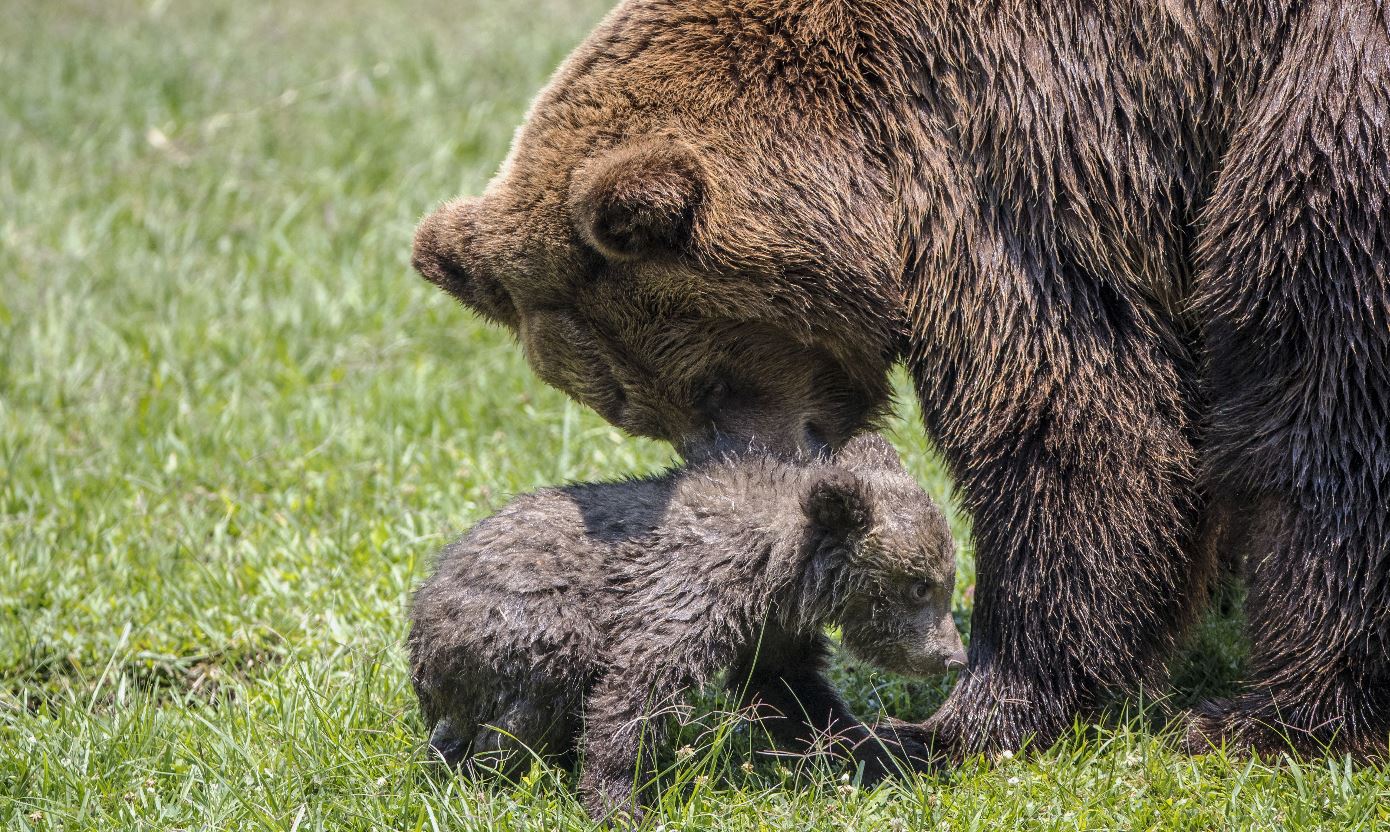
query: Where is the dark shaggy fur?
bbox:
[408,436,963,821]
[412,1,1390,760]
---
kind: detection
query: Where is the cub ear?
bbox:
[833,433,904,473]
[803,469,873,540]
[568,140,705,261]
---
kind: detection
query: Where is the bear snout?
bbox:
[412,198,519,327]
[411,200,472,293]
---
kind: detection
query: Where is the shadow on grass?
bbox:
[1168,578,1248,712]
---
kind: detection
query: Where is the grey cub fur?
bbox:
[408,434,964,820]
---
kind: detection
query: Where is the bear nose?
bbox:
[411,198,477,294]
[946,650,968,672]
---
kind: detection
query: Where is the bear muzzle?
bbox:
[411,201,467,293]
[412,198,518,327]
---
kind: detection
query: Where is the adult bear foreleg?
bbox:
[903,202,1209,757]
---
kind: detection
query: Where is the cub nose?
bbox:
[945,650,968,672]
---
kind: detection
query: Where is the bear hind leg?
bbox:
[430,688,579,778]
[1183,500,1390,760]
[1190,0,1390,761]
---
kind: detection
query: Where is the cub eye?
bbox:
[909,580,933,604]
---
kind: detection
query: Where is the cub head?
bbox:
[412,1,911,460]
[801,438,966,677]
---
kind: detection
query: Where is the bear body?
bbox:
[408,435,963,819]
[413,1,1390,759]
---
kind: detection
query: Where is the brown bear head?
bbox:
[802,435,965,677]
[413,2,912,460]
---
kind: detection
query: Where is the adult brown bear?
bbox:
[412,0,1390,760]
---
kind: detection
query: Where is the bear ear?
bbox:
[568,140,705,261]
[803,469,873,541]
[833,433,904,473]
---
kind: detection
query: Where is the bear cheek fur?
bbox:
[847,602,964,679]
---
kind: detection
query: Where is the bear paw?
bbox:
[861,718,951,777]
[1183,697,1387,762]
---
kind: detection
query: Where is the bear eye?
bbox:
[696,377,732,415]
[909,580,933,604]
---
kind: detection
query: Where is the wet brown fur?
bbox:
[413,1,1390,760]
[408,436,963,821]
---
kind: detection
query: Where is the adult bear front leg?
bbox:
[903,202,1209,757]
[1186,0,1390,761]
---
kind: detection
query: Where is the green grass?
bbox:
[1,1,1387,829]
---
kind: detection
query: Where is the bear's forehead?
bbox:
[868,492,952,567]
[533,0,866,120]
[495,0,869,197]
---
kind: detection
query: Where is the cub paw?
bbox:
[857,719,949,780]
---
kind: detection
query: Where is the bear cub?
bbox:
[408,434,965,820]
